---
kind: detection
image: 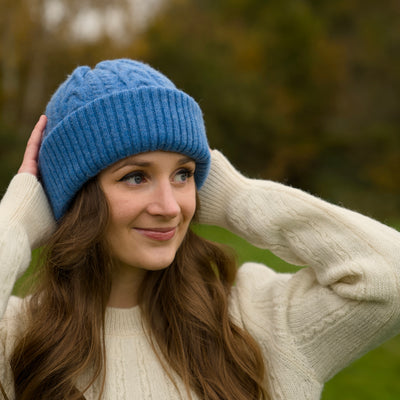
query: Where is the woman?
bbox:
[1,59,400,400]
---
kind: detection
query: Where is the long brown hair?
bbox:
[9,178,267,399]
[10,177,111,400]
[139,229,267,399]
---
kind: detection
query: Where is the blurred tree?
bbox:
[138,0,400,219]
[0,0,148,131]
[0,0,399,219]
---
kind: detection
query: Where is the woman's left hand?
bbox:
[18,115,47,177]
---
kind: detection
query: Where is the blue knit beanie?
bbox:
[38,59,210,220]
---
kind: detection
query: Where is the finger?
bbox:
[25,115,46,160]
[18,115,47,175]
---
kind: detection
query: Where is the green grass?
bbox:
[14,223,400,399]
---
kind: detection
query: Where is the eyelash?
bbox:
[175,168,195,183]
[119,168,195,185]
[120,171,146,185]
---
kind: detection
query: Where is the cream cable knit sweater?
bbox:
[1,150,400,399]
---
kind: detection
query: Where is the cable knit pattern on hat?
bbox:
[39,59,210,220]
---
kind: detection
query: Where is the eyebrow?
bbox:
[110,155,194,172]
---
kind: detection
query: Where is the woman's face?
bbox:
[98,151,196,272]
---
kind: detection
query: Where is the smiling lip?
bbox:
[134,227,177,241]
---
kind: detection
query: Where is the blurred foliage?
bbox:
[0,0,399,220]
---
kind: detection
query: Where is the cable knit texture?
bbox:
[1,152,400,399]
[39,59,210,220]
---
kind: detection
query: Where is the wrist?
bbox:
[197,150,249,227]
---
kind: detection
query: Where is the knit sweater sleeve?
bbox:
[0,173,55,318]
[198,150,400,383]
[0,174,55,396]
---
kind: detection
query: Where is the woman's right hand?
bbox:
[18,115,47,177]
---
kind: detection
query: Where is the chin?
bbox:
[145,256,176,271]
[129,251,177,272]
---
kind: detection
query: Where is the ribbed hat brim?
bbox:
[39,87,210,220]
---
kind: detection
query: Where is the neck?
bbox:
[108,263,145,308]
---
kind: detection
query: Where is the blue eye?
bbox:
[121,172,146,185]
[174,168,194,183]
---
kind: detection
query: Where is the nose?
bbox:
[147,180,180,218]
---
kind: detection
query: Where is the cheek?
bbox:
[110,190,140,216]
[182,190,197,220]
[106,196,138,234]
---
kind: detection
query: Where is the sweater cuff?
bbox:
[0,173,56,249]
[197,150,250,228]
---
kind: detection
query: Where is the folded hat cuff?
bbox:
[39,87,210,220]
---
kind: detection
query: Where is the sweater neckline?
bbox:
[105,305,143,335]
